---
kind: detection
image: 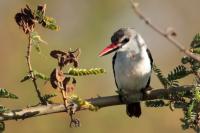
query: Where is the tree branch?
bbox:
[0,85,193,122]
[26,34,46,104]
[130,0,200,62]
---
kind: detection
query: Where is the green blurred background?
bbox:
[0,0,200,132]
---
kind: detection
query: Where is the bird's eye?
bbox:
[121,38,129,44]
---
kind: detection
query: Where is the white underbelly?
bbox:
[114,52,151,95]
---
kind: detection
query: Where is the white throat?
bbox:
[118,34,147,56]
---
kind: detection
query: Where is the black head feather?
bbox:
[111,28,126,43]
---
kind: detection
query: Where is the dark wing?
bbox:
[146,48,153,68]
[145,48,153,88]
[112,53,119,89]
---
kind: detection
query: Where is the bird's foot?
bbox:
[117,90,130,104]
[118,94,129,104]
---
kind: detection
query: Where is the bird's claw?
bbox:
[141,87,152,99]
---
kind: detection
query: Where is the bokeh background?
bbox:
[0,0,200,132]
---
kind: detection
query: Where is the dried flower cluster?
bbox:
[50,49,82,127]
[50,49,80,93]
[15,5,36,34]
[50,49,80,68]
[15,4,59,34]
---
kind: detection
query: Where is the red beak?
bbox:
[99,43,119,57]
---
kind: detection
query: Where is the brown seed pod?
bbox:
[73,59,79,68]
[50,50,66,59]
[55,68,65,82]
[37,4,46,15]
[50,68,58,89]
[72,78,77,85]
[63,77,70,91]
[15,5,36,34]
[66,84,75,93]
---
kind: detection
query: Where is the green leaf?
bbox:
[193,86,200,102]
[186,101,195,117]
[41,94,56,103]
[20,75,31,82]
[33,70,49,81]
[0,88,18,99]
[0,122,5,132]
[191,48,200,54]
[153,64,169,88]
[67,68,105,76]
[0,106,9,113]
[167,65,192,87]
[34,43,41,53]
[180,118,190,130]
[191,33,200,48]
[42,16,59,31]
[167,65,191,81]
[181,56,193,64]
[180,85,200,131]
[69,95,98,111]
[30,31,47,46]
[145,100,166,107]
[154,64,191,88]
[34,4,59,31]
[181,56,200,72]
[34,7,45,23]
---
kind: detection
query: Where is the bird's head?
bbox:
[99,28,146,57]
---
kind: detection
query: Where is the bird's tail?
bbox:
[126,102,141,118]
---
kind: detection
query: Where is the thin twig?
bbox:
[26,33,46,104]
[130,0,200,62]
[57,67,75,125]
[0,85,193,122]
[57,67,70,112]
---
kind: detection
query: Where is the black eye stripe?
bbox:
[121,38,129,44]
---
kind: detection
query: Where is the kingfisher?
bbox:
[99,28,153,117]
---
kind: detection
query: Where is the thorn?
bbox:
[166,27,177,37]
[133,2,139,7]
[131,0,139,7]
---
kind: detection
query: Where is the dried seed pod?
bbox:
[15,13,23,26]
[50,49,80,68]
[63,77,70,91]
[69,48,81,58]
[59,55,67,68]
[73,59,79,68]
[55,68,65,82]
[66,84,75,93]
[23,5,34,19]
[50,68,58,89]
[37,4,46,15]
[72,78,76,85]
[50,50,66,59]
[15,5,36,34]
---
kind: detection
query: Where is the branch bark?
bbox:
[26,34,46,104]
[130,0,200,62]
[0,85,193,122]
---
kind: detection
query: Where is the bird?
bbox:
[99,28,153,118]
